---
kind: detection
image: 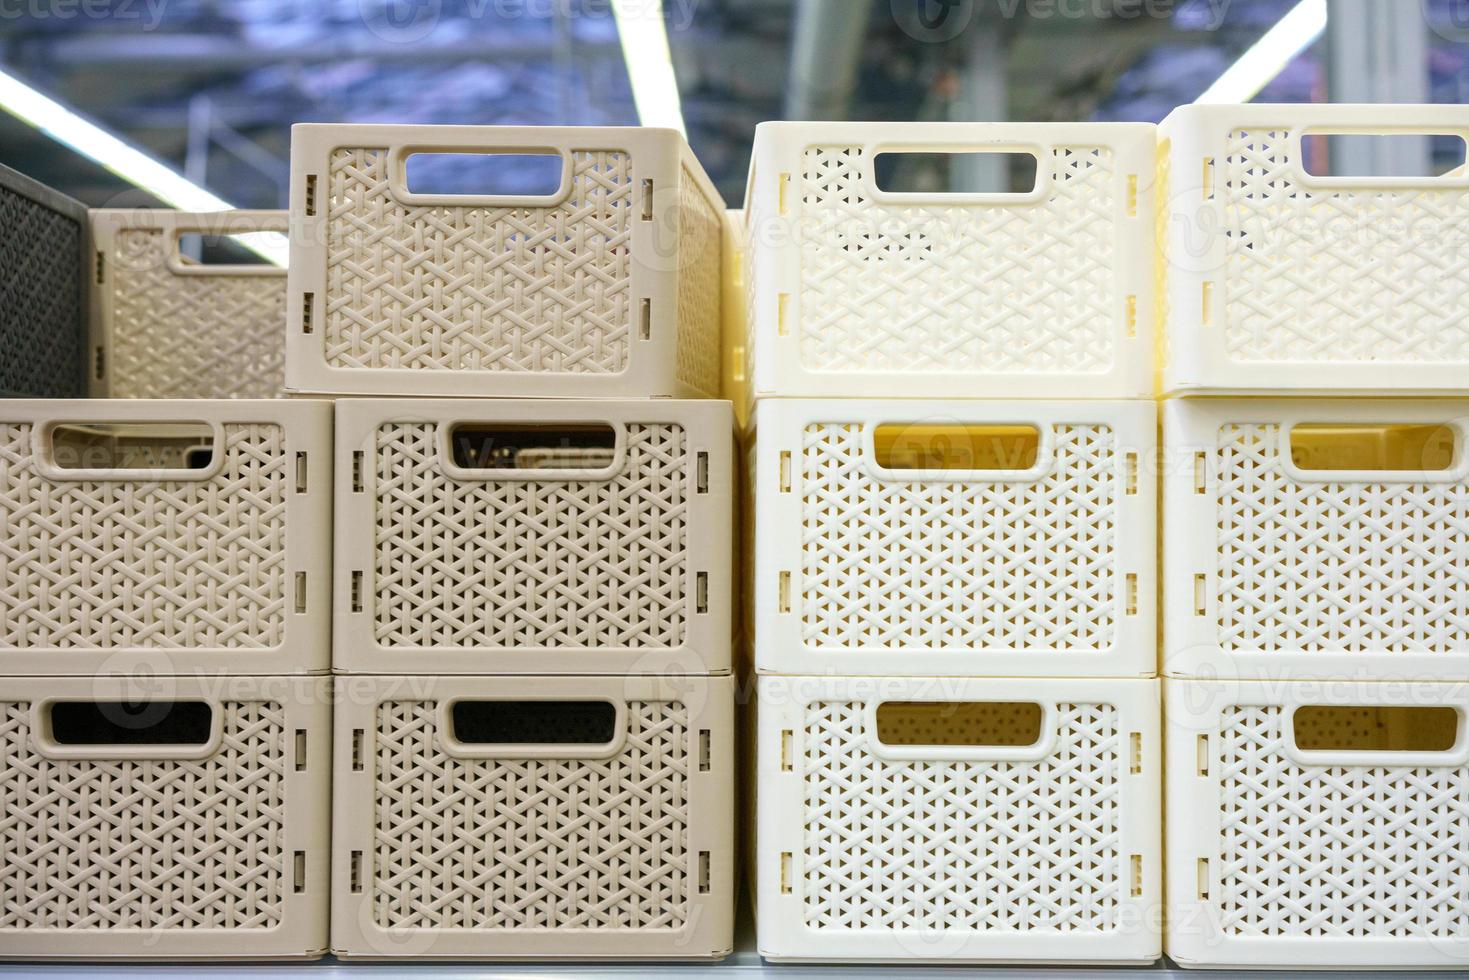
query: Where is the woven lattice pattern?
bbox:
[324,147,632,374]
[797,145,1117,375]
[1220,129,1469,364]
[1216,704,1469,938]
[372,422,688,649]
[0,423,289,649]
[675,162,722,395]
[109,229,285,399]
[801,701,1121,931]
[1214,423,1469,654]
[0,183,84,397]
[371,698,690,930]
[0,699,287,930]
[800,423,1117,650]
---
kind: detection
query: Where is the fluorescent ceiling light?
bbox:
[1195,0,1328,104]
[0,62,287,266]
[610,0,687,136]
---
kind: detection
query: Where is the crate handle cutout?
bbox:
[437,698,629,760]
[874,149,1039,195]
[36,420,225,481]
[1286,704,1468,768]
[864,699,1058,763]
[864,421,1053,483]
[31,699,223,761]
[866,141,1051,204]
[388,145,574,207]
[1293,125,1469,189]
[439,420,627,482]
[170,230,287,277]
[1282,421,1467,483]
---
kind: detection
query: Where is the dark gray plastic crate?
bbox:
[0,163,88,398]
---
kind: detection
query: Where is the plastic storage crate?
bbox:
[755,675,1161,964]
[331,674,734,960]
[286,124,723,398]
[0,399,333,676]
[751,399,1156,677]
[1166,678,1469,969]
[1159,104,1469,395]
[90,209,287,399]
[0,674,331,960]
[1164,398,1469,681]
[334,398,732,675]
[0,162,88,398]
[742,122,1155,402]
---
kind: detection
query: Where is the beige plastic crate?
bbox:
[0,674,331,960]
[0,399,333,676]
[334,398,733,675]
[1159,104,1469,395]
[331,674,735,960]
[1166,678,1469,968]
[286,124,723,398]
[90,209,287,399]
[755,675,1162,964]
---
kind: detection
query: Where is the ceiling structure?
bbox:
[0,0,1461,210]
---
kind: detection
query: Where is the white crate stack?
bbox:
[741,122,1162,965]
[1158,104,1469,970]
[283,124,736,961]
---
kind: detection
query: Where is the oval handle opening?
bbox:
[175,231,282,268]
[49,421,217,473]
[1302,132,1467,178]
[1288,423,1458,473]
[403,150,566,198]
[875,701,1043,748]
[48,700,214,748]
[873,423,1040,472]
[874,150,1039,195]
[1292,705,1461,754]
[450,700,618,747]
[449,422,617,472]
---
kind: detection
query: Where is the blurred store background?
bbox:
[0,0,1463,214]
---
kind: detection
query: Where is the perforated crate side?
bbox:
[0,163,88,398]
[674,146,724,397]
[745,121,1155,400]
[1160,104,1469,395]
[0,399,333,676]
[89,209,287,399]
[0,674,331,960]
[752,398,1156,677]
[286,124,720,398]
[330,674,735,960]
[333,398,733,675]
[1163,398,1469,681]
[755,675,1161,964]
[1165,678,1469,969]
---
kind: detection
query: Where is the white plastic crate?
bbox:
[0,674,331,960]
[1164,398,1469,681]
[331,674,734,960]
[1166,677,1469,969]
[286,124,723,398]
[742,122,1155,402]
[90,209,287,399]
[751,399,1156,677]
[1159,104,1469,395]
[334,398,732,675]
[0,399,333,676]
[755,675,1161,964]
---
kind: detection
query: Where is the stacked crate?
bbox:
[0,175,333,960]
[741,122,1162,965]
[1158,104,1469,970]
[283,124,736,960]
